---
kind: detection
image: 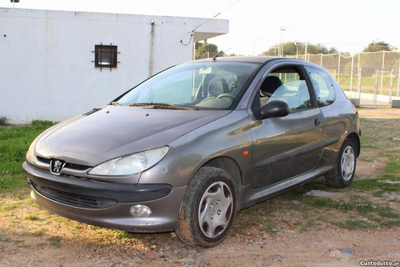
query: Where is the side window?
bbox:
[305,66,335,107]
[259,66,312,112]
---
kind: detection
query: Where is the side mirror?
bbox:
[259,100,290,119]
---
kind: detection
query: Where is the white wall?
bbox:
[0,8,228,123]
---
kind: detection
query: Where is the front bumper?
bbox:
[23,162,187,232]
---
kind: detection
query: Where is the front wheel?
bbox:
[176,167,237,247]
[326,138,357,188]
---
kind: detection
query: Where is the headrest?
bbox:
[298,81,309,98]
[260,76,283,95]
[208,77,229,97]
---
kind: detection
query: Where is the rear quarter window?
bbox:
[305,66,336,107]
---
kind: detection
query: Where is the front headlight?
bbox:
[26,136,40,164]
[88,146,169,176]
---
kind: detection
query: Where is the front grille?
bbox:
[36,157,91,171]
[31,182,117,209]
[37,157,51,164]
[64,162,91,171]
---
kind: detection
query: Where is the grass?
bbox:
[114,230,133,240]
[0,202,19,211]
[331,220,373,230]
[296,195,400,230]
[307,197,398,216]
[30,228,46,237]
[48,236,62,248]
[359,157,376,162]
[0,120,54,192]
[383,161,400,179]
[23,214,40,221]
[360,136,378,150]
[11,190,29,200]
[352,179,400,193]
[350,151,400,195]
[0,237,12,242]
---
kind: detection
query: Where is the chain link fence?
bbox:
[287,51,400,107]
[195,46,400,107]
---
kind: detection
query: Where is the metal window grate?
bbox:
[93,43,120,71]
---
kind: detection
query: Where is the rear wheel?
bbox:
[326,138,357,188]
[176,167,237,247]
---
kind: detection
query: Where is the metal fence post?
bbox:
[389,69,393,107]
[380,50,385,95]
[337,52,341,84]
[350,52,354,97]
[357,52,361,99]
[253,37,256,56]
[305,42,308,61]
[398,60,400,97]
[374,69,379,107]
[398,70,400,97]
[357,67,362,106]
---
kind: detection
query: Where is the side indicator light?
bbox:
[242,151,249,156]
[352,104,358,115]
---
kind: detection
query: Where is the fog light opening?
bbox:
[130,205,152,218]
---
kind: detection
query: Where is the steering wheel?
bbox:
[217,93,235,100]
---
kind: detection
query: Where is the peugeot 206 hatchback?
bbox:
[23,57,360,247]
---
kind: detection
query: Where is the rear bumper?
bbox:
[23,162,186,232]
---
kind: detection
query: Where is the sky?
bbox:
[1,0,399,55]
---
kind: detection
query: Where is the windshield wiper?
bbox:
[128,102,190,110]
[110,101,121,106]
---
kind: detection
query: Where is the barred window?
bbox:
[94,45,118,69]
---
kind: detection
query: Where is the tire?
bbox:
[326,138,357,188]
[176,166,237,247]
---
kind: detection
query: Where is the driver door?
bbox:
[250,64,326,189]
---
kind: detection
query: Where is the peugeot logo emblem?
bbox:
[50,160,66,175]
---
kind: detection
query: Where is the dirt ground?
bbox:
[1,227,400,267]
[1,108,400,267]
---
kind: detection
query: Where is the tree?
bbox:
[363,40,392,52]
[260,42,338,56]
[195,42,219,59]
[195,42,243,59]
[228,53,244,57]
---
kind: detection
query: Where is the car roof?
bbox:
[188,56,329,74]
[193,56,278,64]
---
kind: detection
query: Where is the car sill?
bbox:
[241,165,332,209]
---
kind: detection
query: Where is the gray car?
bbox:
[23,57,360,247]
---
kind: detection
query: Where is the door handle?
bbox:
[315,118,321,129]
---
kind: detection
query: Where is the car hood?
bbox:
[34,105,230,166]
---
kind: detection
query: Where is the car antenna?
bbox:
[213,47,231,61]
[180,0,242,46]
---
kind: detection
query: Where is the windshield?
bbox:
[116,61,260,110]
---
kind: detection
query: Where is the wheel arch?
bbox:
[203,156,243,204]
[346,132,360,158]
